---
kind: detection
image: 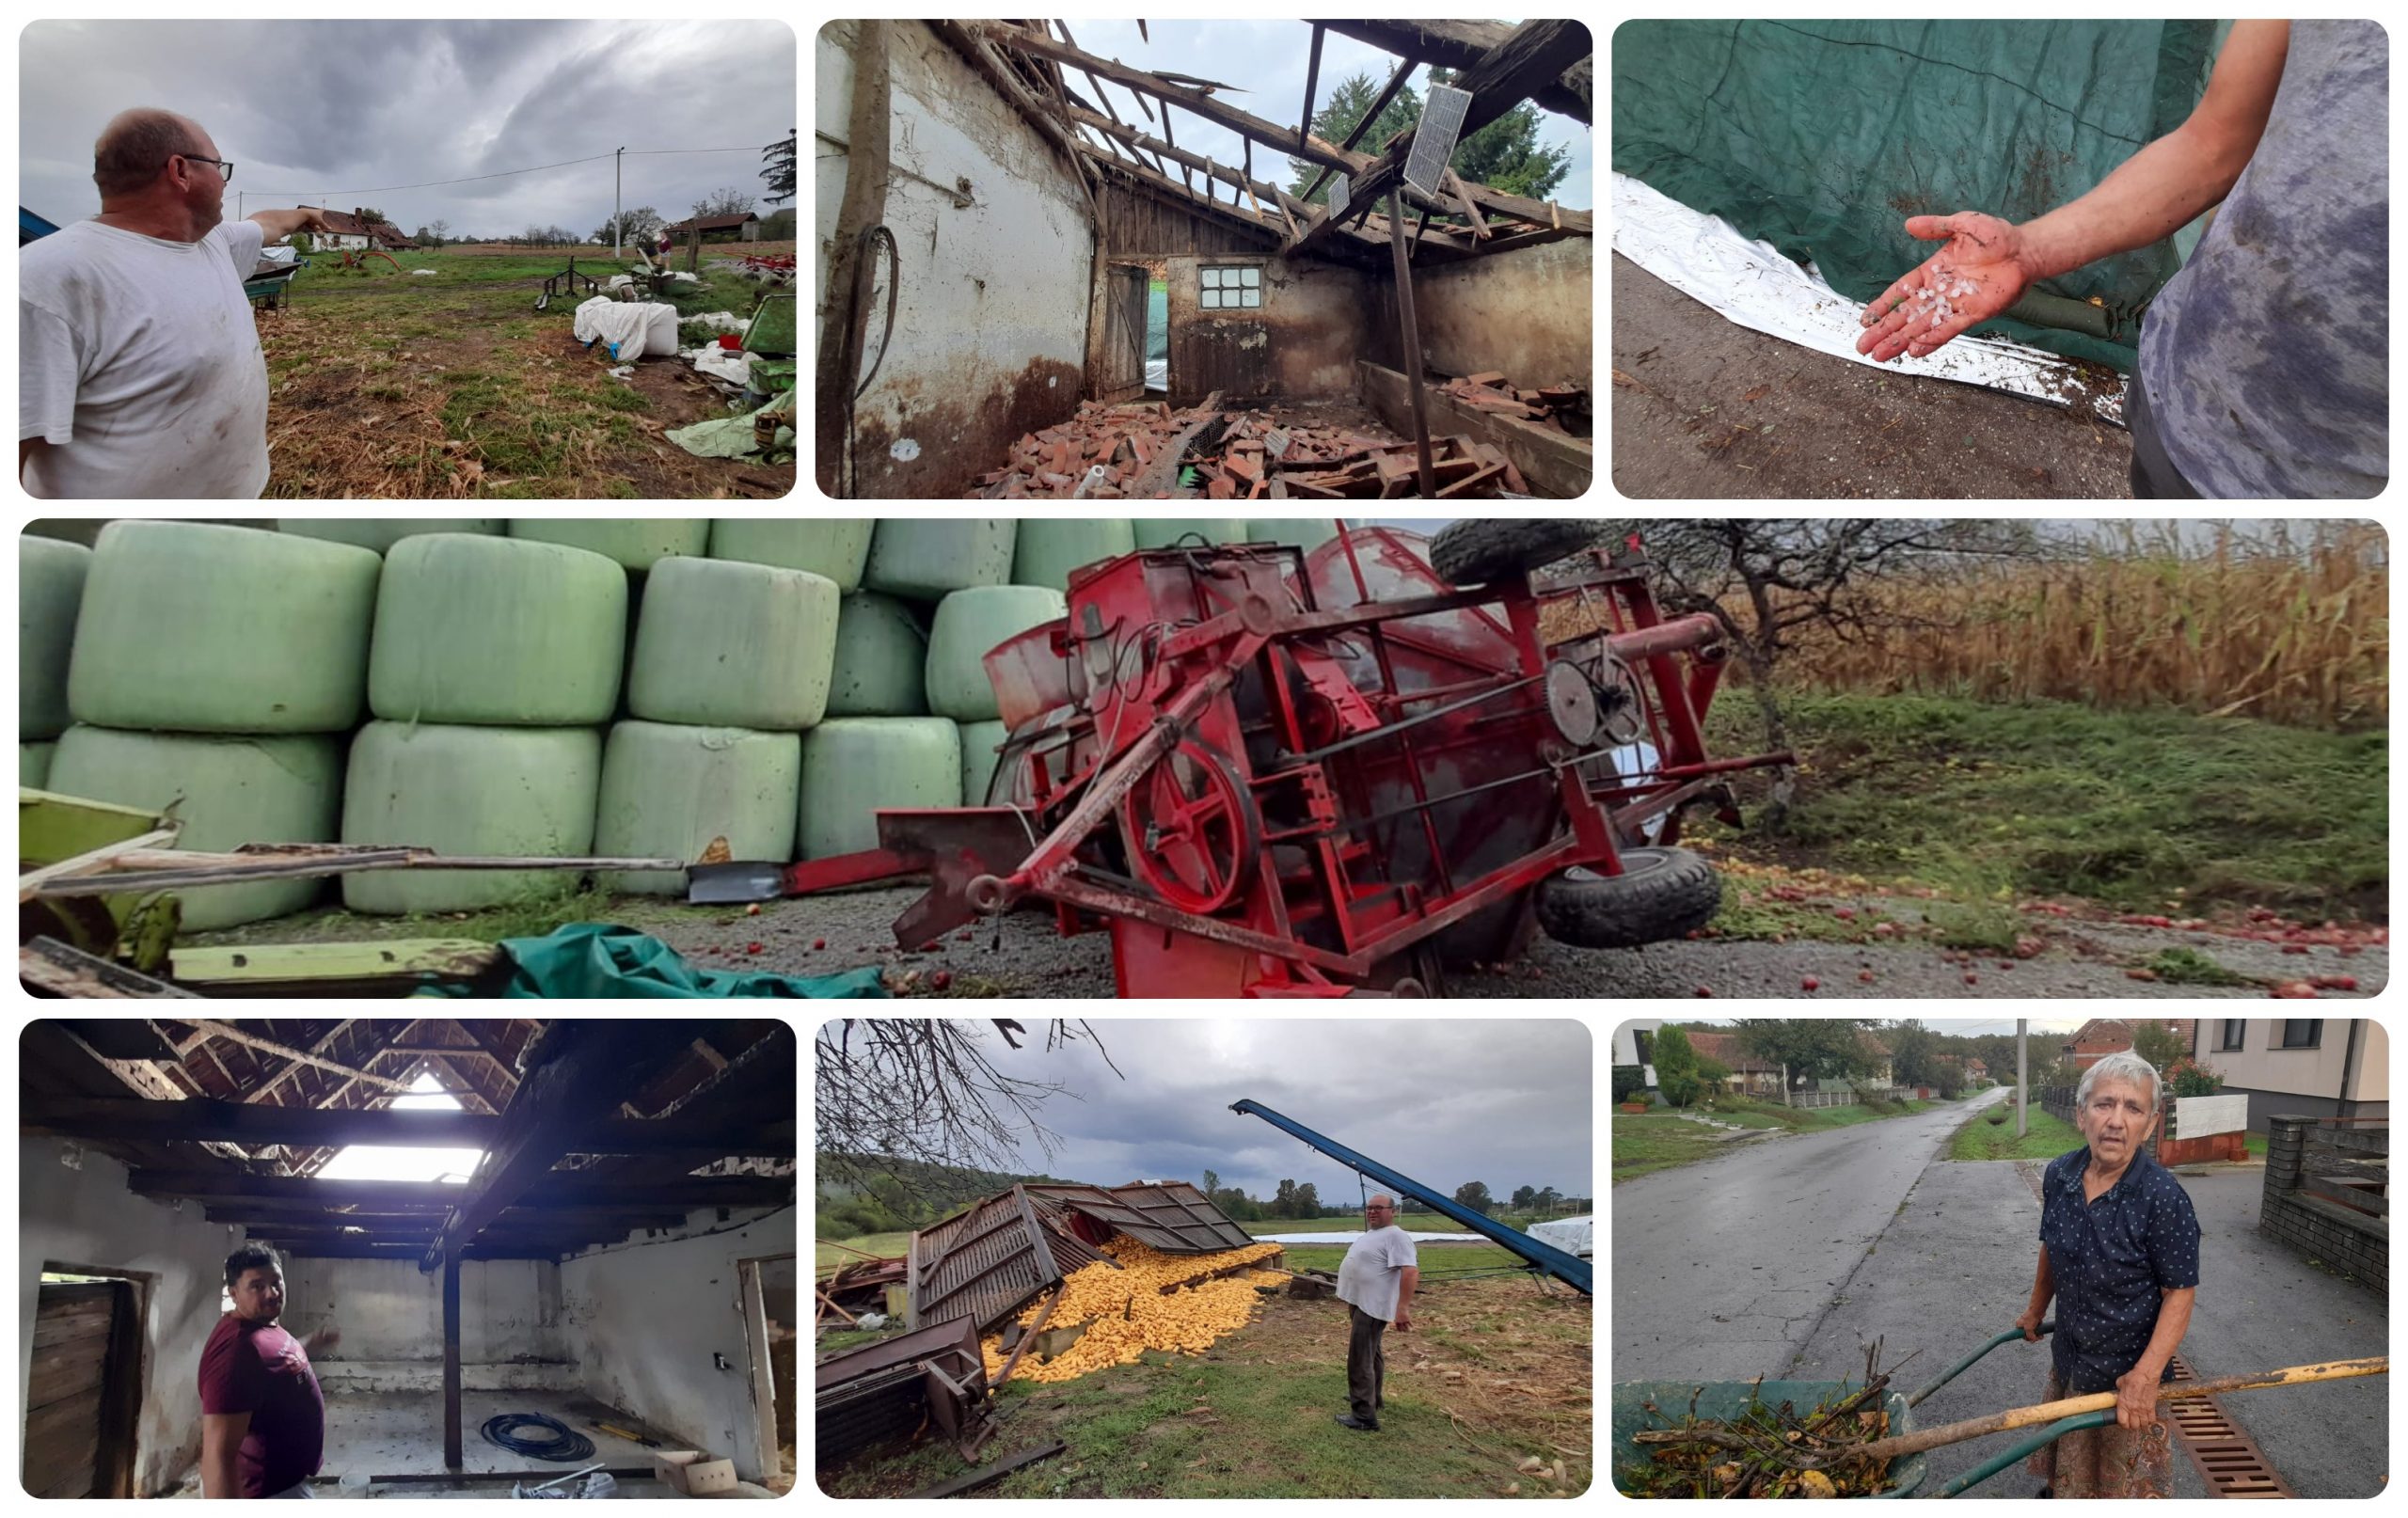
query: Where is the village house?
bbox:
[2191,1018,2386,1131]
[294,206,412,251]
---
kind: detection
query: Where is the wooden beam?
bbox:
[929,22,1101,232]
[1300,54,1418,205]
[441,1251,463,1467]
[125,1168,795,1210]
[1082,150,1285,246]
[1298,24,1325,150]
[1442,166,1491,240]
[1448,20,1592,141]
[21,1097,796,1159]
[182,1020,416,1094]
[1069,108,1303,235]
[1315,18,1593,124]
[418,1021,704,1271]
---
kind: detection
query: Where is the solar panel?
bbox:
[1326,172,1350,220]
[1404,85,1472,199]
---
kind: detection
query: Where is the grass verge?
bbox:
[1947,1103,2083,1162]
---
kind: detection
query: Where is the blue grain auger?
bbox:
[1229,1098,1592,1295]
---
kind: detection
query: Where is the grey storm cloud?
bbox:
[20,20,794,234]
[818,1019,1594,1203]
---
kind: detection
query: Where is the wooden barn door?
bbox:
[24,1280,139,1498]
[1095,263,1149,403]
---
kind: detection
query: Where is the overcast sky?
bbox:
[19,20,794,236]
[826,1019,1592,1204]
[1029,20,1592,213]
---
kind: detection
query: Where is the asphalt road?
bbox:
[1611,1087,2389,1498]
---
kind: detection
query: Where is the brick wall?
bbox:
[2258,1115,2387,1293]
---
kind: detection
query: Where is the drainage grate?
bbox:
[2162,1352,2296,1497]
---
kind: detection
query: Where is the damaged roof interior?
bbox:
[816,19,1594,498]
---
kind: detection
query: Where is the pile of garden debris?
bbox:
[1441,372,1592,435]
[974,398,1523,499]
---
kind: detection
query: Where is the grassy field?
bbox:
[1613,1094,1952,1184]
[1695,690,2387,922]
[254,241,794,498]
[818,1274,1590,1498]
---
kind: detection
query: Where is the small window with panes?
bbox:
[1199,264,1261,309]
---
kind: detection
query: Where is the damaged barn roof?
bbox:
[930,19,1592,268]
[907,1180,1257,1333]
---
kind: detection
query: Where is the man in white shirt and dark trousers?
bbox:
[1333,1194,1418,1431]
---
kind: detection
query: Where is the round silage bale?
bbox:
[67,521,380,735]
[1246,518,1350,554]
[1133,518,1245,550]
[20,534,91,740]
[279,520,505,553]
[627,556,839,730]
[341,721,603,914]
[370,534,627,726]
[798,719,962,859]
[862,520,1015,601]
[1013,519,1134,592]
[826,593,928,717]
[508,519,708,572]
[49,725,342,930]
[709,519,875,591]
[958,719,1010,806]
[926,587,1069,721]
[594,720,801,894]
[22,742,56,789]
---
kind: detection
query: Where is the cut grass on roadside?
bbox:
[1614,1095,1950,1184]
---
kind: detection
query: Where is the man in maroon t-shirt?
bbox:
[198,1243,337,1498]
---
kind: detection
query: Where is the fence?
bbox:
[2260,1115,2387,1291]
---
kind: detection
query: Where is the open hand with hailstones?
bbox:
[1856,212,2036,363]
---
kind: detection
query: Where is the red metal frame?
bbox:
[782,528,1790,996]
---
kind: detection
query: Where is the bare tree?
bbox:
[815,1019,1123,1205]
[430,218,450,245]
[691,185,758,218]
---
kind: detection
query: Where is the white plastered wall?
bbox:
[277,1257,574,1393]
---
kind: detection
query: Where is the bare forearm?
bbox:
[247,208,313,242]
[201,1454,239,1498]
[2028,1245,2054,1311]
[2017,124,2245,283]
[2135,1290,2196,1377]
[1397,1267,1418,1313]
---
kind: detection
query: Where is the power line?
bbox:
[247,144,772,198]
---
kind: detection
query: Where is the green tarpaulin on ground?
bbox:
[667,388,796,460]
[422,921,888,999]
[1613,20,2226,370]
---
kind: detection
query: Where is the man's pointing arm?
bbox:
[247,207,325,243]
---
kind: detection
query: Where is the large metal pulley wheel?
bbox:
[1117,738,1261,915]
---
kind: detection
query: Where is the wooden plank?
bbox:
[1317,19,1593,125]
[19,939,198,998]
[27,1344,107,1407]
[15,827,180,900]
[30,1313,115,1354]
[24,1384,105,1461]
[24,1097,795,1160]
[903,1442,1067,1500]
[126,1169,793,1210]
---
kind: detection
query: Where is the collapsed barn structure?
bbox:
[816,1181,1283,1468]
[816,19,1594,498]
[18,1019,797,1497]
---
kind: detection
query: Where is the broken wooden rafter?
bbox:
[1315,18,1593,124]
[1299,24,1326,152]
[1300,53,1418,206]
[184,1020,419,1094]
[1443,165,1492,240]
[1057,20,1174,180]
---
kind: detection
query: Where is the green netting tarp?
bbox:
[1612,20,2223,371]
[421,921,890,999]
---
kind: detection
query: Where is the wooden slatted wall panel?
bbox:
[23,1284,114,1499]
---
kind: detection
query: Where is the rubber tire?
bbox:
[1535,846,1722,950]
[1429,518,1604,587]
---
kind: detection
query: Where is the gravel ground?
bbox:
[1611,252,2132,498]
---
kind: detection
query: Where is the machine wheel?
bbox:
[1535,847,1721,949]
[1430,518,1604,587]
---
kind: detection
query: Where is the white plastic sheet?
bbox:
[572,295,681,361]
[1611,172,2123,424]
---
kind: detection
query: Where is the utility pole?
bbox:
[614,147,625,258]
[2016,1020,2028,1139]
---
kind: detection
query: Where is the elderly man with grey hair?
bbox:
[2017,1050,2201,1498]
[1331,1193,1418,1432]
[20,108,330,498]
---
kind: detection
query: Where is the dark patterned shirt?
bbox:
[2038,1146,2201,1395]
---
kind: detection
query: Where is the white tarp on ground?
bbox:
[1611,171,2124,426]
[1528,1215,1592,1257]
[572,296,681,361]
[1254,1230,1486,1243]
[689,346,758,387]
[256,245,298,267]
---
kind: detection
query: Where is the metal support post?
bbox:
[1386,186,1435,496]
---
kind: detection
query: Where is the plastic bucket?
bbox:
[719,333,743,350]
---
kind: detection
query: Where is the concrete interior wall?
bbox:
[18,1138,245,1497]
[278,1257,565,1369]
[559,1206,798,1481]
[819,20,1094,497]
[1373,238,1593,388]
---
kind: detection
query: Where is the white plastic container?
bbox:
[594,721,801,894]
[958,719,1010,806]
[20,534,90,740]
[369,534,626,726]
[862,520,1015,601]
[626,556,839,731]
[279,520,505,553]
[1133,518,1245,550]
[798,719,962,859]
[341,722,603,914]
[49,726,343,929]
[925,587,1068,722]
[1013,519,1134,592]
[67,521,380,735]
[708,519,875,591]
[825,593,928,717]
[508,518,708,572]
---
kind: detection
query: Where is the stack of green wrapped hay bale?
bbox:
[19,534,90,790]
[43,522,381,929]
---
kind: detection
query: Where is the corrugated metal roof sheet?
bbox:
[908,1180,1255,1334]
[1023,1181,1253,1253]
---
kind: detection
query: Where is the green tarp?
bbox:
[423,921,889,999]
[1612,21,2224,371]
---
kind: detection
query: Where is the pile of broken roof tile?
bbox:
[1441,372,1591,435]
[971,399,1184,499]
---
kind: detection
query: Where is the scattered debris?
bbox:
[1441,372,1592,435]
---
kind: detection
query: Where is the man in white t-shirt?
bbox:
[20,107,329,498]
[1332,1194,1418,1432]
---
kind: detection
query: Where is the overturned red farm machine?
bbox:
[694,522,1791,995]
